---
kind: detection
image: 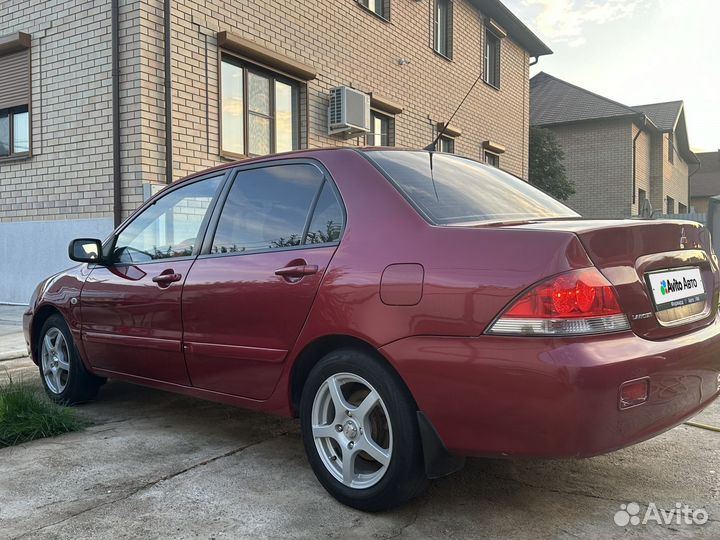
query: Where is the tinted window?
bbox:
[212,164,325,254]
[305,181,344,244]
[113,176,222,263]
[365,150,578,225]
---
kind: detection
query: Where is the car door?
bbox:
[80,173,225,384]
[181,160,345,399]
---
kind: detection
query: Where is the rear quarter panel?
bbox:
[265,150,596,411]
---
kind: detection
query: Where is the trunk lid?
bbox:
[511,219,719,339]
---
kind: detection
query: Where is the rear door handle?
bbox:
[275,265,318,278]
[152,272,182,285]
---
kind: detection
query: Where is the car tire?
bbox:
[37,314,104,405]
[300,348,427,512]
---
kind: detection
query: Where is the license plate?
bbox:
[646,267,706,311]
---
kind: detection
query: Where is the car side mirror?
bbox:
[68,238,104,263]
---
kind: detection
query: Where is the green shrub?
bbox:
[0,379,89,447]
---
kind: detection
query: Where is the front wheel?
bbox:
[38,314,104,404]
[300,348,427,511]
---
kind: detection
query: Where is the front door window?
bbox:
[113,177,222,264]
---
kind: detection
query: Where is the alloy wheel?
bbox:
[41,327,70,394]
[311,372,393,489]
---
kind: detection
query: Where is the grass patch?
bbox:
[0,379,90,447]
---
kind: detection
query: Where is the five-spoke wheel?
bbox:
[300,348,427,511]
[37,314,104,404]
[311,372,392,489]
[41,327,71,394]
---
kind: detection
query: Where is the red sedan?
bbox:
[23,148,720,511]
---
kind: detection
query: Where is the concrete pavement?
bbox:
[1,356,719,539]
[0,304,28,361]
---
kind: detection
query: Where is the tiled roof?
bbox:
[690,151,720,197]
[632,101,684,132]
[530,72,640,127]
[530,72,699,164]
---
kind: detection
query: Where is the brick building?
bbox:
[0,0,550,303]
[530,72,698,219]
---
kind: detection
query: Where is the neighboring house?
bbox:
[530,72,698,219]
[0,0,551,304]
[689,151,720,213]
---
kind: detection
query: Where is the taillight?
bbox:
[487,267,630,336]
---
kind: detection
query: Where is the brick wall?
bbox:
[1,0,532,222]
[664,134,689,212]
[649,132,688,214]
[631,123,651,216]
[150,0,531,188]
[550,119,633,219]
[0,0,115,222]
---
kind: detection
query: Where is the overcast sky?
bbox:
[504,0,720,152]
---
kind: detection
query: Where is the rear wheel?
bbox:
[300,348,426,511]
[38,314,104,404]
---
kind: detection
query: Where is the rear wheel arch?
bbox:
[289,335,418,417]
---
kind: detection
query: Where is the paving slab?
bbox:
[1,357,719,539]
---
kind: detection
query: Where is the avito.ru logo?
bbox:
[659,276,698,296]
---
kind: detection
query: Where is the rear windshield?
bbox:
[364,150,579,225]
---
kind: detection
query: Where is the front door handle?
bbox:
[275,264,318,279]
[152,271,182,286]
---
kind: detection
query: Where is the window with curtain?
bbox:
[367,111,392,147]
[221,55,300,158]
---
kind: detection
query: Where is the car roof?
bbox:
[172,147,437,186]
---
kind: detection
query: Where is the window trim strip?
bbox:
[217,31,317,82]
[0,32,30,56]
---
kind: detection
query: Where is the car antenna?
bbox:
[425,71,485,152]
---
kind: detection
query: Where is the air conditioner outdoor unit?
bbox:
[328,86,371,137]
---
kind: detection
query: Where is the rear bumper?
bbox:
[381,316,720,458]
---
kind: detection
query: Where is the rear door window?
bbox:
[211,163,344,254]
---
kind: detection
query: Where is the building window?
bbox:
[438,136,454,153]
[0,33,31,159]
[367,111,392,147]
[0,105,29,158]
[221,55,299,158]
[357,0,390,20]
[668,133,674,164]
[433,0,453,59]
[484,28,501,88]
[666,196,674,215]
[484,151,499,168]
[679,203,687,214]
[638,189,647,213]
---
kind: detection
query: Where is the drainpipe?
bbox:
[164,0,173,184]
[529,56,539,66]
[111,0,121,226]
[632,125,642,206]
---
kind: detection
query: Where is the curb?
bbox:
[0,350,29,362]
